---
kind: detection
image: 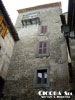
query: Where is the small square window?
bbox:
[33,68,50,88]
[36,41,50,58]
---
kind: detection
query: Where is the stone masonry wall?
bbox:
[3,6,70,100]
[0,31,15,79]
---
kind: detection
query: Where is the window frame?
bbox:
[33,67,50,88]
[35,40,50,58]
[37,69,47,84]
[21,13,40,27]
[38,25,48,36]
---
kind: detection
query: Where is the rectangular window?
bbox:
[36,41,50,57]
[37,69,47,84]
[39,42,47,54]
[41,26,47,34]
[33,68,50,88]
[22,13,40,27]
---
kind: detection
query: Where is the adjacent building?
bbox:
[60,0,75,96]
[0,0,19,97]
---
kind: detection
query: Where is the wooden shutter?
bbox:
[44,26,47,33]
[43,42,47,53]
[39,42,43,54]
[41,26,44,33]
[41,26,47,34]
[39,42,47,54]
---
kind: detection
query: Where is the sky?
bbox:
[2,0,68,25]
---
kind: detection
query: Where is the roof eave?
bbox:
[17,2,61,13]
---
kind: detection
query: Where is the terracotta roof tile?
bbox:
[17,2,61,13]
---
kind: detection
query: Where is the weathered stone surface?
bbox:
[69,38,75,92]
[0,31,15,79]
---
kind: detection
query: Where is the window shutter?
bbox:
[41,26,47,34]
[39,42,43,48]
[39,42,47,54]
[39,42,43,54]
[44,42,47,47]
[43,48,46,53]
[43,42,47,54]
[45,26,47,33]
[41,26,44,33]
[39,49,42,54]
[36,41,49,58]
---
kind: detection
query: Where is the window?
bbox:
[41,26,47,34]
[36,41,50,57]
[22,20,27,26]
[27,20,31,25]
[38,25,48,35]
[33,68,50,88]
[39,42,47,54]
[37,69,47,84]
[21,13,40,27]
[32,19,36,24]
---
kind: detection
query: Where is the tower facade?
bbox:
[3,2,71,100]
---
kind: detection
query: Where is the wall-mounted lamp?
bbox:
[61,25,70,37]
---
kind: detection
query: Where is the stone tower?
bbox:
[3,2,71,100]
